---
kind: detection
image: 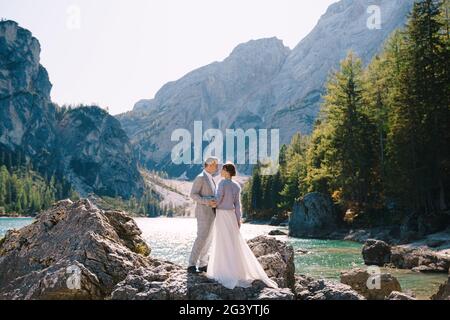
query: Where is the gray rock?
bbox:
[431,274,450,300]
[295,275,365,300]
[247,235,295,289]
[268,229,287,236]
[362,239,392,266]
[289,192,337,238]
[112,236,296,300]
[117,0,415,178]
[0,199,151,300]
[343,227,399,244]
[390,247,450,273]
[340,268,402,300]
[111,265,295,301]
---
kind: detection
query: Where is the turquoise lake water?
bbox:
[1,217,446,299]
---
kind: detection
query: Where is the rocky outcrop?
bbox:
[118,0,414,178]
[289,192,337,238]
[0,198,378,301]
[111,264,295,301]
[431,273,450,300]
[0,20,144,199]
[362,240,392,266]
[56,106,144,198]
[390,247,450,273]
[340,268,401,300]
[0,200,297,300]
[360,239,450,273]
[0,199,151,300]
[112,235,297,300]
[0,20,58,172]
[342,227,400,244]
[294,275,365,300]
[247,236,295,289]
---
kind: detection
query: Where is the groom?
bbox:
[187,157,219,274]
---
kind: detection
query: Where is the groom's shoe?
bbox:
[198,266,208,273]
[187,266,198,274]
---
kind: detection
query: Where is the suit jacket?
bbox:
[190,171,216,218]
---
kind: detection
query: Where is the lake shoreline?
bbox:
[1,212,449,300]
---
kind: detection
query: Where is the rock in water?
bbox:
[112,235,296,300]
[294,275,365,300]
[362,240,392,266]
[390,247,450,273]
[289,192,337,238]
[247,236,295,290]
[0,201,295,300]
[340,268,401,300]
[268,229,287,236]
[432,273,450,300]
[0,199,151,300]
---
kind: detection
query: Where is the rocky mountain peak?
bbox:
[0,20,52,100]
[228,37,290,62]
[118,0,415,178]
[0,21,144,199]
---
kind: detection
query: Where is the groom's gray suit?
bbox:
[188,171,216,268]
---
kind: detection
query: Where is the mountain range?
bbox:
[0,0,415,199]
[0,20,144,199]
[118,0,415,178]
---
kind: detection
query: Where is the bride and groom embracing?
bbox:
[187,157,278,290]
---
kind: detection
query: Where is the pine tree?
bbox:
[250,166,262,212]
[386,0,449,216]
[308,52,378,211]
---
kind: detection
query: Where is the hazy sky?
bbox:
[0,0,338,115]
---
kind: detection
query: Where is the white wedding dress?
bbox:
[206,209,278,290]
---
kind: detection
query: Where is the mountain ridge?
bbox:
[0,20,144,199]
[118,0,415,178]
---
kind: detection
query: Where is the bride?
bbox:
[206,162,278,290]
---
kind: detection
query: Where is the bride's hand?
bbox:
[237,220,242,229]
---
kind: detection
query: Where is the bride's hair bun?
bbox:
[223,163,237,177]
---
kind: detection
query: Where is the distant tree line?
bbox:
[0,151,78,216]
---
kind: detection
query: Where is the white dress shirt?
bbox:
[204,170,216,193]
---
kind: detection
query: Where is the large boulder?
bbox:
[289,192,337,238]
[390,247,450,273]
[362,240,392,266]
[247,236,295,290]
[340,268,402,300]
[0,199,151,300]
[294,275,365,300]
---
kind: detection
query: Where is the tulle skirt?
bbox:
[207,209,278,290]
